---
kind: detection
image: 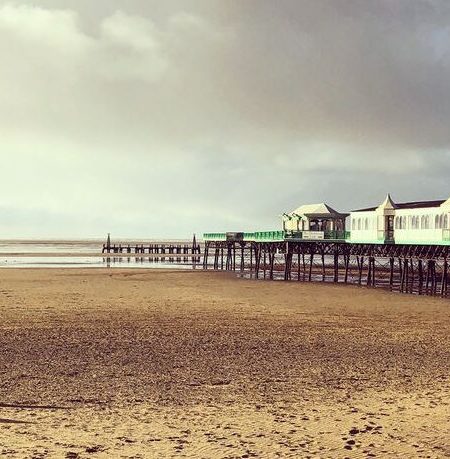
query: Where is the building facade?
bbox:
[283,203,349,240]
[349,195,450,245]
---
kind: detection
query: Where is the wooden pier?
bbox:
[202,240,450,297]
[102,234,202,261]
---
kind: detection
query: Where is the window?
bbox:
[420,215,430,230]
[357,218,361,230]
[364,218,369,230]
[435,215,440,229]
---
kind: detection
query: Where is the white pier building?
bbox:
[349,194,450,245]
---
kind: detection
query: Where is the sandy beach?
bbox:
[0,269,449,458]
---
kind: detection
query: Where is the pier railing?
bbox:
[285,230,350,241]
[203,231,285,242]
[203,230,350,242]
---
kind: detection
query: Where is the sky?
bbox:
[0,0,450,238]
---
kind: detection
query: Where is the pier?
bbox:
[101,232,449,297]
[202,239,449,297]
[102,233,202,261]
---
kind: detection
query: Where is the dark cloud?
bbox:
[0,0,449,237]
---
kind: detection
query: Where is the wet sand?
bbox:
[0,269,449,458]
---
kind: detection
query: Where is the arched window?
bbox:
[352,219,356,230]
[357,218,361,230]
[421,215,430,229]
[364,218,368,230]
[435,215,440,229]
[444,214,448,229]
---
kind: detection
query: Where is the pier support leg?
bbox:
[441,259,448,297]
[333,249,339,283]
[418,259,424,295]
[308,251,314,282]
[321,250,325,282]
[389,257,395,290]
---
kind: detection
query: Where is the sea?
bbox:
[0,239,198,269]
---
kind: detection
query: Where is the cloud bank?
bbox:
[0,0,449,237]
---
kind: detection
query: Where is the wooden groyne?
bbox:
[202,240,450,297]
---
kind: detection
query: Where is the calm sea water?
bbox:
[0,240,102,254]
[0,240,196,269]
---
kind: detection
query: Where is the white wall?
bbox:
[394,207,449,244]
[349,207,450,244]
[349,211,379,242]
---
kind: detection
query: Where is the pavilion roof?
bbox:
[289,203,348,217]
[353,199,446,212]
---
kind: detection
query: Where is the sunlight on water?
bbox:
[0,240,197,269]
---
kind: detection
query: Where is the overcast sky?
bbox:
[0,0,449,238]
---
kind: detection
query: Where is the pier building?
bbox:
[282,203,349,241]
[349,194,450,245]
